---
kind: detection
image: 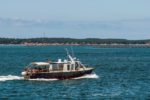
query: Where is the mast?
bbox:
[71,46,75,58]
[65,48,74,62]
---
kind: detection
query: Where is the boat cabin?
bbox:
[26,59,85,73]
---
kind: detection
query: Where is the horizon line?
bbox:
[0,37,150,41]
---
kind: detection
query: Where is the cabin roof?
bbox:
[51,62,68,64]
[32,62,50,66]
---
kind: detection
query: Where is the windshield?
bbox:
[27,63,37,68]
[27,63,49,69]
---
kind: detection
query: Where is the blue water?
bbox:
[0,46,150,99]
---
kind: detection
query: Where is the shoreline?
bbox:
[0,43,150,48]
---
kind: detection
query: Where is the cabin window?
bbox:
[52,64,59,70]
[75,62,79,69]
[71,64,74,70]
[58,64,63,70]
[67,65,70,70]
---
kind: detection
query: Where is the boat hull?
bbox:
[24,68,93,80]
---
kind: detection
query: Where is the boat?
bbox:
[21,51,94,80]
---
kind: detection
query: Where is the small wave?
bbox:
[73,73,99,79]
[0,75,24,81]
[92,92,122,97]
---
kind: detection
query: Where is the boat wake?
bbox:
[73,73,99,80]
[29,78,58,81]
[0,75,24,81]
[0,73,99,82]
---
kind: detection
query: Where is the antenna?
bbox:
[65,48,69,55]
[65,48,69,59]
[71,46,75,58]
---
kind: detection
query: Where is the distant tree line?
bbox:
[0,37,150,44]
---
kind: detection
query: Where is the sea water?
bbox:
[0,46,150,99]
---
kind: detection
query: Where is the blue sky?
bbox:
[0,0,150,39]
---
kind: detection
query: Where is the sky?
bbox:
[0,0,150,39]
